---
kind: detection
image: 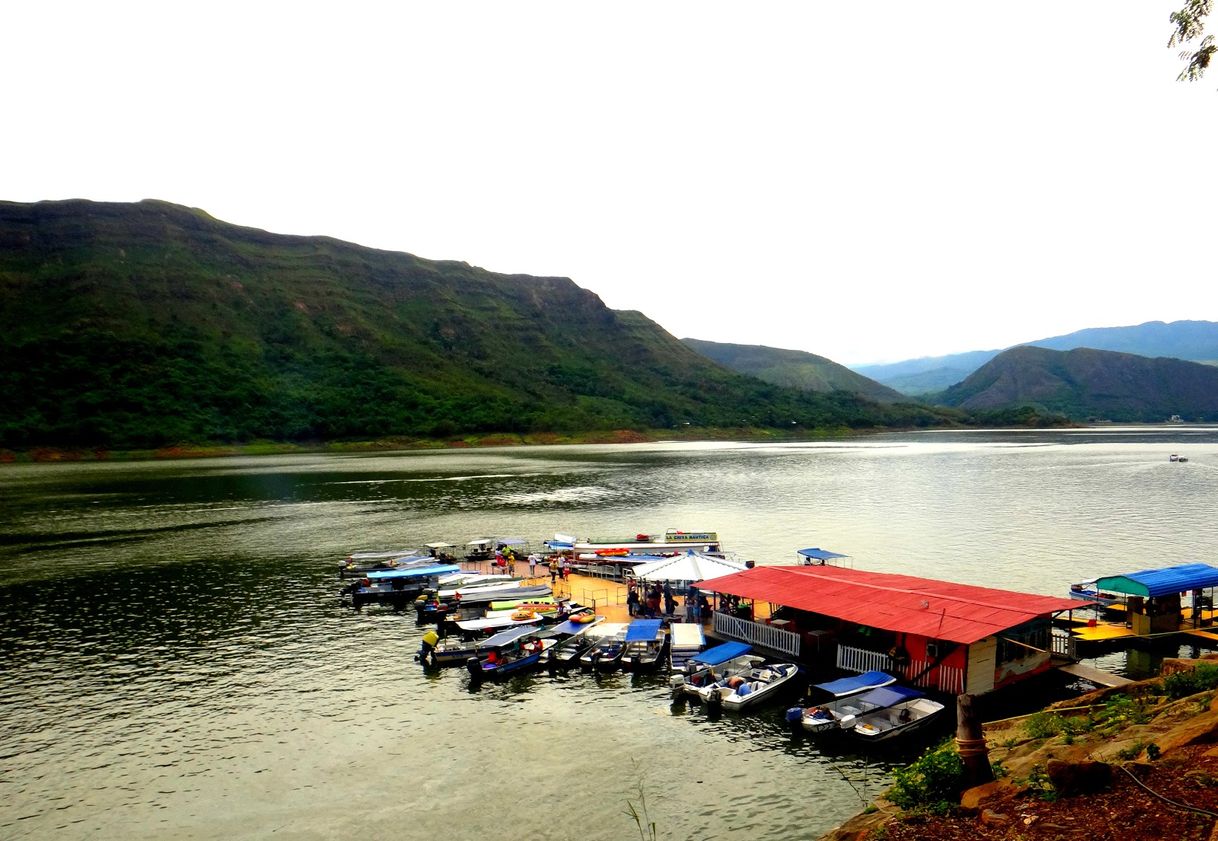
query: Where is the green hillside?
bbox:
[0,199,954,448]
[681,338,905,403]
[936,345,1218,422]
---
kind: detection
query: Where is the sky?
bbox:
[7,2,1218,366]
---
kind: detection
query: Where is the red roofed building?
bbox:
[696,565,1083,696]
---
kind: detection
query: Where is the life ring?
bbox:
[574,613,596,624]
[511,610,535,621]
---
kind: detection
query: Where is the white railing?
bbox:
[1051,630,1073,658]
[712,613,801,657]
[836,644,893,675]
[907,659,965,695]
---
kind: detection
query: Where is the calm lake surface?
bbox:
[3,428,1217,840]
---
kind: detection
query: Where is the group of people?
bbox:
[626,580,710,620]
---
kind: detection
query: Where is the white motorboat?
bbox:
[850,695,946,743]
[671,641,763,698]
[799,676,911,736]
[697,662,802,711]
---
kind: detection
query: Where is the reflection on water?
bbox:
[2,429,1217,839]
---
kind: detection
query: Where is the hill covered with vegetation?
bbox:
[681,338,905,403]
[936,345,1218,422]
[0,199,955,449]
[855,320,1218,395]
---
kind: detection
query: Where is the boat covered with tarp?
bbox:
[801,683,922,735]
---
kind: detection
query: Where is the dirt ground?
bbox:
[878,742,1218,841]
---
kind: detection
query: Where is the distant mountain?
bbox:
[855,320,1218,394]
[0,199,956,448]
[680,338,906,403]
[936,345,1218,422]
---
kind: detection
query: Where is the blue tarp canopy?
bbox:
[689,641,753,665]
[856,685,923,708]
[798,548,848,562]
[624,619,663,642]
[482,625,541,648]
[367,563,460,580]
[550,618,600,636]
[1095,563,1218,598]
[813,670,896,698]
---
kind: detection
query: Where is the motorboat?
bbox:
[1170,454,1189,463]
[339,549,430,578]
[621,619,668,672]
[578,623,629,671]
[671,641,763,698]
[697,662,803,711]
[454,608,545,635]
[541,615,606,669]
[797,673,905,735]
[1067,581,1121,608]
[850,694,946,743]
[345,563,461,608]
[465,625,555,685]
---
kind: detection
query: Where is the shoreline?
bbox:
[0,425,869,463]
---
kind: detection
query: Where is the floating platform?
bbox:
[1056,662,1132,688]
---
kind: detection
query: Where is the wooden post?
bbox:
[956,693,994,786]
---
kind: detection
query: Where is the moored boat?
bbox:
[541,615,607,669]
[850,694,946,743]
[672,641,763,698]
[696,662,803,711]
[621,619,668,672]
[795,672,903,735]
[465,625,555,685]
[578,623,629,671]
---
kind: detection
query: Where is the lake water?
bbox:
[2,428,1217,840]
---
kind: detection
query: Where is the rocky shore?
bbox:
[819,657,1218,841]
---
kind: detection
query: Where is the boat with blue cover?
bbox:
[466,625,555,684]
[795,671,899,734]
[621,619,668,672]
[800,683,923,735]
[671,641,763,698]
[541,615,606,669]
[346,563,461,608]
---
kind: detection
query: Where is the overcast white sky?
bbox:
[7,2,1217,365]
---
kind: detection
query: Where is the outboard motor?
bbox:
[466,656,484,685]
[784,707,804,729]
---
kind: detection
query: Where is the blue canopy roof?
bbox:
[1095,563,1218,598]
[856,684,923,708]
[482,625,542,648]
[798,548,848,561]
[689,640,753,665]
[367,563,460,580]
[813,670,896,698]
[624,619,664,642]
[550,618,601,636]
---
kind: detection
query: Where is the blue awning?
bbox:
[813,670,896,698]
[482,625,541,648]
[625,619,663,642]
[856,685,922,708]
[798,548,848,561]
[1095,563,1218,598]
[689,641,753,665]
[366,563,460,580]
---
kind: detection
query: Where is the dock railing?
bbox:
[712,613,801,657]
[836,644,893,675]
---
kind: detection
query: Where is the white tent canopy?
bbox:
[631,552,747,585]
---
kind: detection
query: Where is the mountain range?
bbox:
[0,199,952,449]
[937,346,1218,422]
[852,321,1218,394]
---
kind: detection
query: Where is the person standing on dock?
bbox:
[528,553,539,580]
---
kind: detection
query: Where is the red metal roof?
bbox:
[697,566,1083,645]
